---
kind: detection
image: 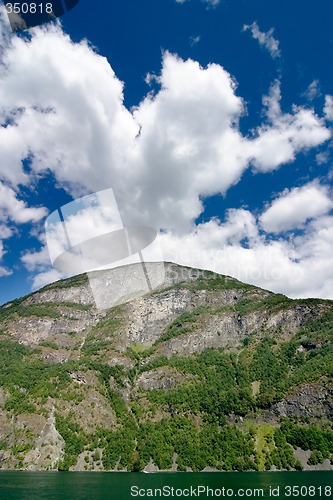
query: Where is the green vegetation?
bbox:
[56,414,87,471]
[234,294,291,316]
[101,424,137,470]
[41,273,88,291]
[145,349,253,421]
[54,302,92,311]
[280,419,333,462]
[265,428,303,471]
[39,340,60,350]
[96,416,258,472]
[0,339,73,406]
[1,311,332,470]
[156,307,209,344]
[248,337,289,406]
[261,419,333,470]
[0,303,61,321]
[136,417,257,471]
[81,314,123,357]
[253,423,275,470]
[125,343,156,361]
[0,299,91,325]
[179,275,253,292]
[4,390,38,415]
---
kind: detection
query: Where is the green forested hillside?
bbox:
[0,264,332,471]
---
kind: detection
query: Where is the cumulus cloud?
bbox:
[0,28,329,232]
[249,81,331,172]
[23,184,333,298]
[0,26,138,192]
[260,182,333,233]
[159,208,333,299]
[0,6,11,45]
[0,22,332,297]
[243,21,281,59]
[130,53,248,232]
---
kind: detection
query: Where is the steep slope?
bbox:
[0,263,332,471]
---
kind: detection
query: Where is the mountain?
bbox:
[0,262,332,472]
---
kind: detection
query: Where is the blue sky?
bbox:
[0,0,332,304]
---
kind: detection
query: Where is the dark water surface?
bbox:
[0,471,332,499]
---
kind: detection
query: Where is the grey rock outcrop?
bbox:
[274,384,333,418]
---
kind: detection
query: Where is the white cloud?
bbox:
[159,205,333,299]
[130,52,248,232]
[0,24,139,192]
[249,81,331,172]
[0,225,12,240]
[316,150,330,165]
[203,0,220,5]
[0,28,329,233]
[0,23,332,299]
[176,0,220,5]
[0,183,47,223]
[0,6,11,46]
[0,224,13,277]
[23,189,333,299]
[21,246,51,272]
[31,268,64,290]
[243,21,281,59]
[260,183,333,233]
[0,240,6,261]
[0,267,11,277]
[324,95,333,121]
[21,245,65,289]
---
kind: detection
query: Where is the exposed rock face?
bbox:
[23,408,65,471]
[2,262,318,350]
[293,448,333,471]
[124,288,198,346]
[137,367,194,391]
[24,286,94,306]
[7,313,97,346]
[274,384,333,418]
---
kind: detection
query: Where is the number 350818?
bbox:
[5,3,53,14]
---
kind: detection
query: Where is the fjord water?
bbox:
[0,472,332,499]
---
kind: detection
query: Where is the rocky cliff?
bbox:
[0,263,332,471]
